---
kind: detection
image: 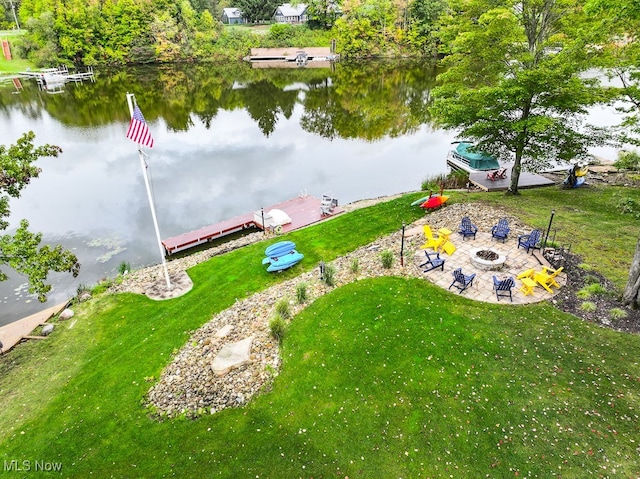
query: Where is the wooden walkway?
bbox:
[0,302,67,353]
[162,195,344,255]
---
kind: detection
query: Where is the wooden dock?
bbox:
[246,47,334,61]
[469,169,555,192]
[448,154,561,192]
[0,302,67,354]
[244,47,338,67]
[162,195,343,255]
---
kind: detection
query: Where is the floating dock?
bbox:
[244,47,338,68]
[18,66,95,93]
[162,195,343,255]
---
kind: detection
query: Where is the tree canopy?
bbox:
[585,0,640,145]
[0,132,80,302]
[431,0,612,195]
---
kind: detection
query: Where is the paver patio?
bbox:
[410,228,565,304]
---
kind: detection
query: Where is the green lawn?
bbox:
[1,188,639,477]
[0,32,34,74]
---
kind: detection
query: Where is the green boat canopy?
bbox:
[455,142,500,170]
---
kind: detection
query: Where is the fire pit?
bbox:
[470,247,506,271]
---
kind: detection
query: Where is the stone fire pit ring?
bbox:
[470,247,507,271]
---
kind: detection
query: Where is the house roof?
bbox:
[222,8,243,18]
[276,3,307,17]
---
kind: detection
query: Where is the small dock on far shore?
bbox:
[244,47,338,68]
[162,195,343,255]
[18,66,95,93]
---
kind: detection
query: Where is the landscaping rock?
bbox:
[41,324,54,336]
[78,292,92,302]
[215,324,233,338]
[211,337,254,376]
[59,308,74,320]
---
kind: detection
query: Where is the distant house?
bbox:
[222,8,246,24]
[273,3,308,24]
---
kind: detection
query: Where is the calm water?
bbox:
[0,61,452,325]
[0,62,621,326]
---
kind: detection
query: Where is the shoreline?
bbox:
[0,192,416,333]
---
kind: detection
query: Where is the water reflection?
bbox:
[0,61,452,325]
[0,61,621,326]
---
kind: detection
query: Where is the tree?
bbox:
[585,0,640,144]
[585,0,640,307]
[0,132,80,302]
[306,0,341,29]
[431,0,611,195]
[407,0,446,56]
[335,0,397,57]
[235,0,277,23]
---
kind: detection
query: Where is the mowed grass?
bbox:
[2,278,639,477]
[1,188,640,477]
[0,32,34,75]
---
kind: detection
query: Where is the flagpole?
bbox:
[126,93,171,290]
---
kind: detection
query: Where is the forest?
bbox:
[0,0,445,66]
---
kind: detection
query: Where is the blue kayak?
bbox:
[266,250,304,272]
[265,241,296,258]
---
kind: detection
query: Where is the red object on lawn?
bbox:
[421,195,450,209]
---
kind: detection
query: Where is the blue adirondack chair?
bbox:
[420,251,445,272]
[493,276,515,301]
[449,268,476,293]
[458,216,478,240]
[517,229,542,254]
[491,218,510,242]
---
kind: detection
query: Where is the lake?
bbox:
[0,61,621,327]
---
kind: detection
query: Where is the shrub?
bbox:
[350,257,360,274]
[118,261,131,275]
[381,250,394,269]
[583,274,600,285]
[421,170,469,191]
[268,23,295,41]
[269,315,287,344]
[322,263,336,287]
[576,289,592,299]
[76,283,90,296]
[275,298,292,320]
[296,282,308,304]
[614,149,640,171]
[576,283,608,299]
[580,301,597,312]
[585,283,608,295]
[609,308,628,321]
[617,196,640,219]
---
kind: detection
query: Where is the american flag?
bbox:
[126,105,154,148]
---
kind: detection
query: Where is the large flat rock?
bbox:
[211,337,253,376]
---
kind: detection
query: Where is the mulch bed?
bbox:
[546,249,640,334]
